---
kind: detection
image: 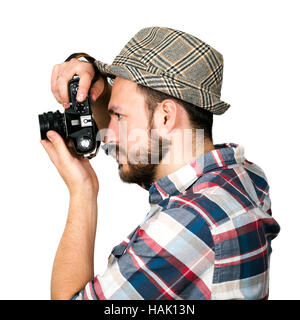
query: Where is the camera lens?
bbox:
[38,111,66,140]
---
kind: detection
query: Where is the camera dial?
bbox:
[78,136,93,151]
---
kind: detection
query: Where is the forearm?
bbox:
[51,190,98,300]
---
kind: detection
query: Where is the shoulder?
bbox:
[152,163,270,240]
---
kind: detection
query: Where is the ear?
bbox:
[152,99,177,135]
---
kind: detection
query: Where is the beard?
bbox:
[117,127,170,189]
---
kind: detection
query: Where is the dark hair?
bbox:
[137,84,213,141]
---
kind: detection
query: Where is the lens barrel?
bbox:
[38,111,66,140]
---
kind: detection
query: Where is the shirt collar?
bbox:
[145,143,245,205]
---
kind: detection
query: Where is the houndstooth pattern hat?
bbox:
[94,26,230,115]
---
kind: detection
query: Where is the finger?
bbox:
[77,71,94,102]
[51,59,95,106]
[90,78,105,101]
[66,139,81,159]
[51,65,72,108]
[52,60,78,107]
[56,59,87,106]
[51,64,64,105]
[46,130,72,161]
[40,138,59,165]
[51,64,59,93]
[56,75,70,107]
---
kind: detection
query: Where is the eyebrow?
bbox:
[107,104,123,115]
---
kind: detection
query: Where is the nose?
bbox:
[103,119,119,145]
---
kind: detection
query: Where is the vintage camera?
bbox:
[38,76,100,158]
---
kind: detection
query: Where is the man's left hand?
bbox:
[40,130,99,195]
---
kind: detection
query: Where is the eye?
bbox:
[116,113,123,120]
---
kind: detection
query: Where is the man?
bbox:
[41,26,280,300]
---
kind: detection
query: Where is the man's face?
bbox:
[104,77,168,188]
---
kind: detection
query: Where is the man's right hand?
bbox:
[51,58,106,108]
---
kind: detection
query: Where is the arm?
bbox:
[51,189,98,300]
[42,56,109,299]
[41,130,99,299]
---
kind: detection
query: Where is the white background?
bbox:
[0,0,298,300]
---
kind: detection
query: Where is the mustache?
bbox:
[101,135,171,164]
[101,143,126,159]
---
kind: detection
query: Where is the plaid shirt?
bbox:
[72,143,280,300]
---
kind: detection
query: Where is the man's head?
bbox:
[103,77,214,188]
[98,26,229,187]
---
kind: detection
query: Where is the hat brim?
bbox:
[94,60,230,115]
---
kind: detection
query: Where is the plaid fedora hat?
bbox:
[94,26,230,115]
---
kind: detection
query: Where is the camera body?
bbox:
[39,77,99,158]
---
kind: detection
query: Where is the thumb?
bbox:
[46,130,71,160]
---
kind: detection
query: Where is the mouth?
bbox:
[101,143,118,159]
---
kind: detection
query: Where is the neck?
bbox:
[154,138,215,181]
